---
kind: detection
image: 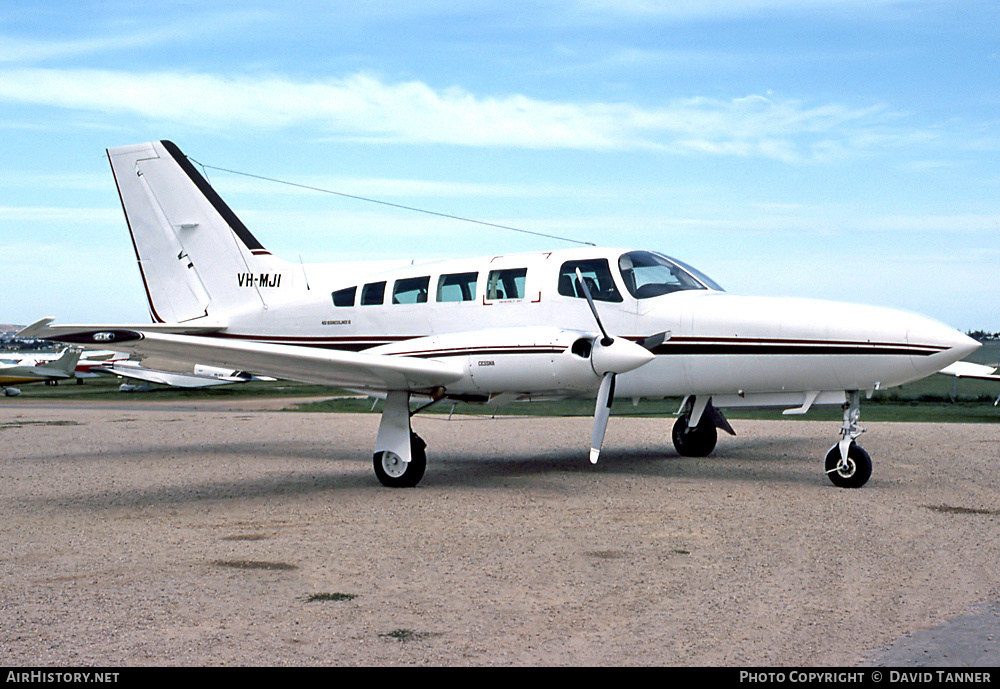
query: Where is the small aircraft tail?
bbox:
[39,348,81,374]
[107,141,298,324]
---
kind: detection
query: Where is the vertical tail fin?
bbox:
[107,141,294,324]
[39,348,81,373]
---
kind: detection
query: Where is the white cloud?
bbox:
[0,10,273,64]
[0,67,896,162]
[0,205,118,224]
[572,0,907,20]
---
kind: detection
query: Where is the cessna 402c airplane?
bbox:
[21,141,979,488]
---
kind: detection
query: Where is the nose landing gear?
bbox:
[825,391,871,488]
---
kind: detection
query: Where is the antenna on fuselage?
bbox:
[187,157,596,247]
[298,255,311,291]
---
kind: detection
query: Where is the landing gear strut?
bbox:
[825,390,871,488]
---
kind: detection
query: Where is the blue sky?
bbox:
[1,1,998,331]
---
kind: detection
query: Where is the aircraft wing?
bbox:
[19,320,464,392]
[0,348,80,381]
[17,318,226,338]
[937,361,1000,381]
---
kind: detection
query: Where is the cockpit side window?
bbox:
[332,286,356,307]
[618,251,720,298]
[361,281,386,305]
[558,259,623,303]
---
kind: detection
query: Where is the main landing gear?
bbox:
[373,431,426,488]
[671,396,735,458]
[824,390,872,488]
[672,414,717,457]
[371,390,433,488]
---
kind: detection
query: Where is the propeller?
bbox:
[590,371,616,464]
[576,268,614,348]
[574,269,655,463]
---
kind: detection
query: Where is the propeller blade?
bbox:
[575,268,612,346]
[590,372,616,464]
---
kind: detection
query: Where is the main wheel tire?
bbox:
[672,415,718,457]
[824,442,872,488]
[373,432,427,488]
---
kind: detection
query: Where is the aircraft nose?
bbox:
[908,316,981,377]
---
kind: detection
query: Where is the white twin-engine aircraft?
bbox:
[21,141,979,488]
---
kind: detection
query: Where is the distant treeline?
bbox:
[0,332,56,352]
[966,331,1000,342]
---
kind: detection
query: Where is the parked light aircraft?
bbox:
[2,349,128,376]
[19,141,980,487]
[8,347,272,389]
[938,360,1000,405]
[0,348,81,395]
[938,361,1000,382]
[97,359,276,389]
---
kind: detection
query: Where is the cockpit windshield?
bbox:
[618,251,723,298]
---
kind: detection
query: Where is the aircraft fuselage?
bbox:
[208,245,975,408]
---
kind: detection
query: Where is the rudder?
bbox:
[107,141,291,324]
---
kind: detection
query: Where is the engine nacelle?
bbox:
[368,326,612,395]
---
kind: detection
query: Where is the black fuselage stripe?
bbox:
[648,343,942,357]
[402,347,566,358]
[200,333,945,357]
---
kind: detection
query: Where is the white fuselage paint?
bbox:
[204,245,977,405]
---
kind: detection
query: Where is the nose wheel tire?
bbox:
[824,442,871,488]
[373,432,427,488]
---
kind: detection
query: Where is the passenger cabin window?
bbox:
[618,251,720,298]
[392,276,430,304]
[558,259,623,303]
[437,272,478,302]
[361,281,386,305]
[486,268,527,300]
[331,286,356,307]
